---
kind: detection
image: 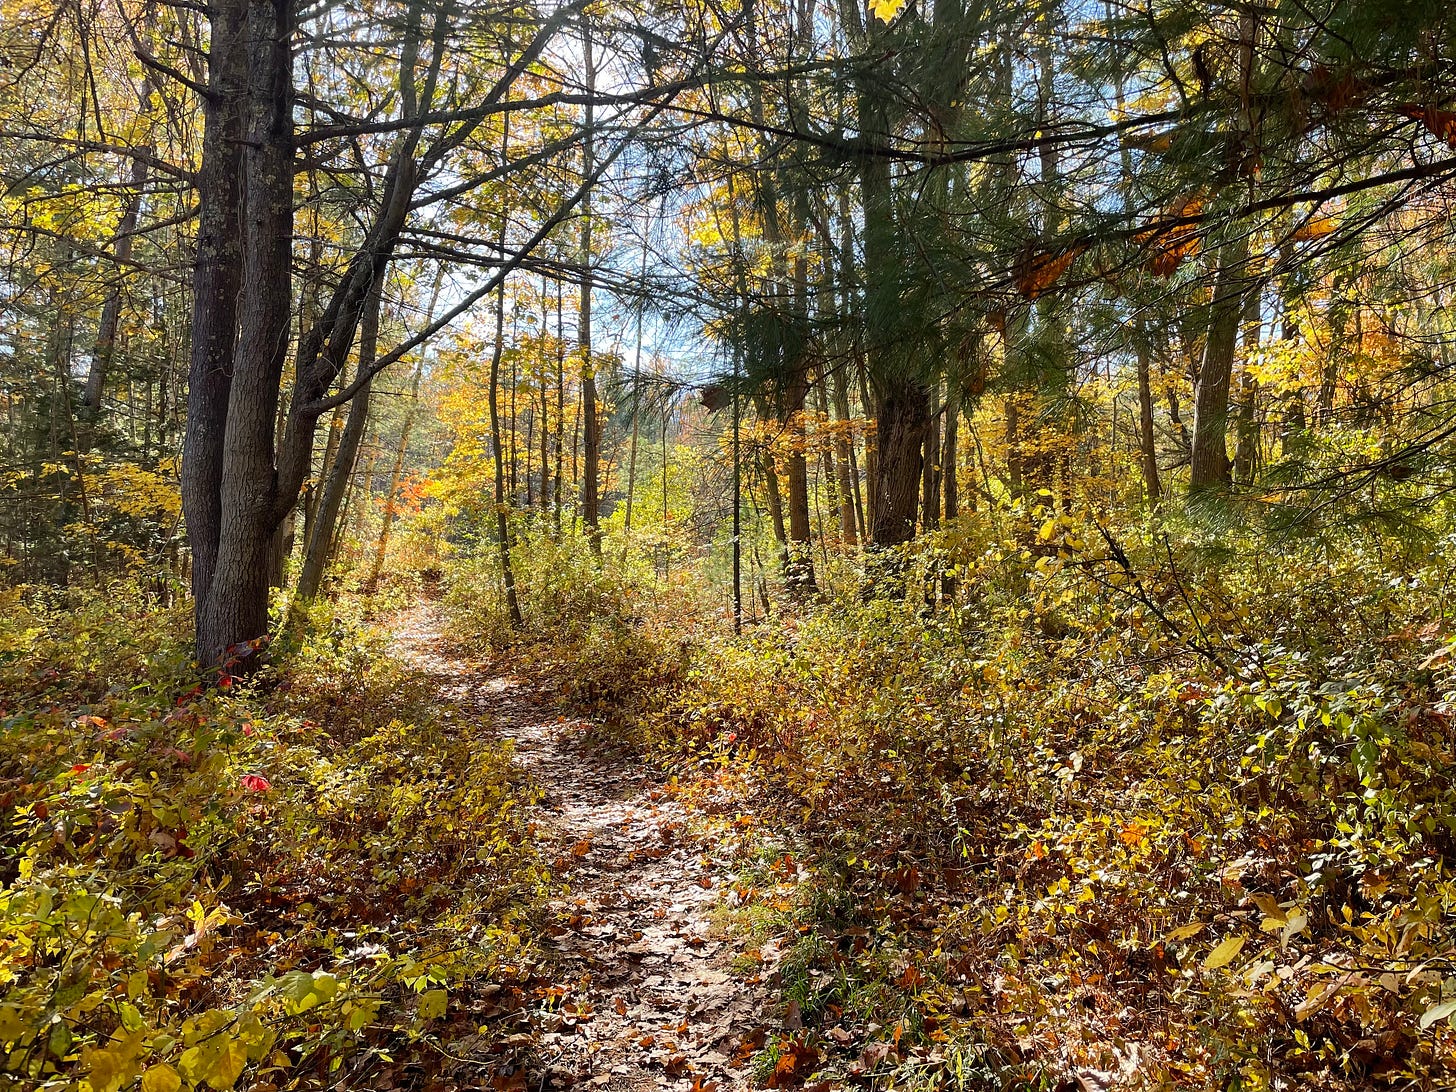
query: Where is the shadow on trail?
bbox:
[390,603,769,1091]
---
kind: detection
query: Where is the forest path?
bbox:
[390,601,769,1091]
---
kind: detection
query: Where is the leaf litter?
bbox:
[392,604,771,1091]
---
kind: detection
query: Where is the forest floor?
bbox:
[391,602,773,1091]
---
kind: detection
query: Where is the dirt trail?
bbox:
[391,603,770,1090]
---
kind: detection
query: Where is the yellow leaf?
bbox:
[142,1064,182,1092]
[207,1042,247,1090]
[1290,215,1336,242]
[1203,934,1246,970]
[418,988,449,1022]
[1164,922,1205,943]
[868,0,908,21]
[1251,892,1286,926]
[0,1005,25,1043]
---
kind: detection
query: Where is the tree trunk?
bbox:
[761,447,788,564]
[623,231,648,546]
[872,378,928,546]
[294,276,381,604]
[303,405,345,564]
[489,103,523,626]
[831,365,858,546]
[367,356,424,590]
[579,18,601,555]
[84,155,147,419]
[783,193,815,590]
[1232,291,1262,484]
[1134,339,1163,502]
[180,0,246,633]
[921,384,941,531]
[188,0,294,668]
[554,279,565,538]
[1189,233,1249,493]
[942,380,959,521]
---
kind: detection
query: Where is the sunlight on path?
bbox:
[391,603,768,1091]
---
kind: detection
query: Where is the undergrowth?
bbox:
[451,508,1456,1090]
[0,584,550,1092]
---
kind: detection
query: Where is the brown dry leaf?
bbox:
[1136,194,1203,276]
[1014,246,1084,300]
[1399,104,1456,148]
[766,1038,820,1088]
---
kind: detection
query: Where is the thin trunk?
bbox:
[781,202,814,588]
[579,17,601,555]
[831,365,858,546]
[1109,2,1164,506]
[490,290,522,624]
[368,355,425,590]
[524,404,534,508]
[941,380,960,601]
[84,153,148,419]
[761,448,788,562]
[294,276,381,604]
[1232,290,1262,484]
[540,367,550,514]
[489,105,523,626]
[509,332,519,501]
[857,362,878,537]
[814,375,839,542]
[623,213,651,546]
[921,384,941,531]
[942,380,959,521]
[304,404,345,555]
[554,278,565,538]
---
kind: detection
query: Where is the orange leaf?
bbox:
[1399,104,1456,148]
[1136,194,1203,277]
[1290,215,1336,242]
[1014,246,1083,300]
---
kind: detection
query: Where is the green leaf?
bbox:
[1420,1000,1456,1030]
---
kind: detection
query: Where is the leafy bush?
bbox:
[620,509,1456,1089]
[0,585,547,1091]
[442,525,688,712]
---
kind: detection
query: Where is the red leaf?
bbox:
[240,774,272,793]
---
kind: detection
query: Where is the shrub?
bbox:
[0,584,547,1091]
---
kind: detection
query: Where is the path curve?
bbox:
[391,603,769,1091]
